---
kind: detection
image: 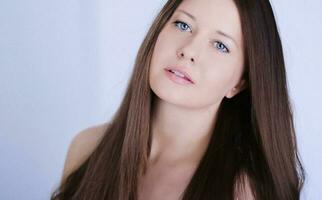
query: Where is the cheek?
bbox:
[149,30,180,82]
[150,34,171,67]
[152,25,184,60]
[204,74,231,93]
[196,74,230,104]
[197,64,239,101]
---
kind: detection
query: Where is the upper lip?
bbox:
[164,66,194,83]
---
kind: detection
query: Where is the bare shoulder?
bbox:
[61,121,111,183]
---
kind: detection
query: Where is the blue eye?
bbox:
[214,41,229,53]
[173,20,230,54]
[173,20,191,32]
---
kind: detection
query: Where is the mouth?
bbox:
[164,66,194,84]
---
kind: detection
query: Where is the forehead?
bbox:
[174,0,242,47]
[176,0,240,24]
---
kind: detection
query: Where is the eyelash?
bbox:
[172,20,230,53]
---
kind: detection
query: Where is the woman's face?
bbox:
[149,0,245,109]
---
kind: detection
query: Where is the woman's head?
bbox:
[149,0,247,109]
[51,0,305,199]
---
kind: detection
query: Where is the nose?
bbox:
[177,51,195,63]
[176,37,201,64]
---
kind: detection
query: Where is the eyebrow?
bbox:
[176,9,238,47]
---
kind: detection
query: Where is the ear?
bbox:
[225,79,248,99]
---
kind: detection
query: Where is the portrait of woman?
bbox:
[50,0,306,199]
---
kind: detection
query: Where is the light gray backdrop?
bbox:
[0,0,321,199]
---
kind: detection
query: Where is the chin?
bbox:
[150,84,198,109]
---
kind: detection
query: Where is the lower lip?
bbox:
[164,69,194,85]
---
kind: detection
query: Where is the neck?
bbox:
[149,97,221,166]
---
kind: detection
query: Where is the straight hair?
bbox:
[51,0,305,199]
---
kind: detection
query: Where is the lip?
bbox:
[164,66,194,84]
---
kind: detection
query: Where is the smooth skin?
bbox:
[61,0,253,199]
[60,122,109,184]
[148,0,245,172]
[144,0,247,198]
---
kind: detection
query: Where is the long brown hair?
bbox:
[50,0,305,199]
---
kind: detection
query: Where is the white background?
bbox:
[0,0,321,199]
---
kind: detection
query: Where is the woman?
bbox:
[50,0,306,199]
